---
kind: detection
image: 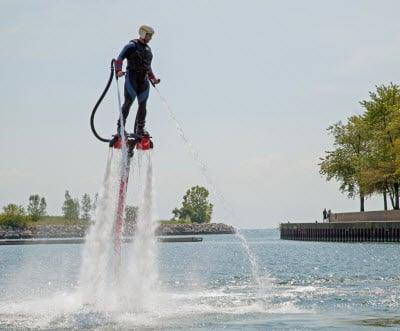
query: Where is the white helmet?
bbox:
[138,25,154,39]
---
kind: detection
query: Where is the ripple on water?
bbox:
[0,229,399,330]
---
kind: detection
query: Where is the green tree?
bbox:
[92,193,99,212]
[27,194,46,221]
[320,83,400,211]
[72,198,80,220]
[39,197,47,217]
[27,194,41,221]
[319,116,371,211]
[81,193,92,221]
[3,204,25,217]
[0,204,27,228]
[62,190,80,220]
[360,83,400,209]
[172,186,213,223]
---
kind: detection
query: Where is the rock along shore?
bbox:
[0,222,235,239]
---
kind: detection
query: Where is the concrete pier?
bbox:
[280,221,400,242]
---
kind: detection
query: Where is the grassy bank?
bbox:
[159,220,191,225]
[1,215,199,229]
[27,216,89,227]
[29,217,192,227]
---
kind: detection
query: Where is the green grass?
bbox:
[27,216,90,227]
[159,220,192,225]
[26,217,191,227]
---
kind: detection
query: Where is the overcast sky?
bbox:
[1,0,400,228]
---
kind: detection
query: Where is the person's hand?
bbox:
[116,70,125,78]
[150,77,161,85]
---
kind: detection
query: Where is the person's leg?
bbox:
[117,72,137,134]
[134,80,150,134]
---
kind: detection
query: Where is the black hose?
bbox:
[90,59,116,143]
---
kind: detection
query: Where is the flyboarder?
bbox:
[115,25,160,137]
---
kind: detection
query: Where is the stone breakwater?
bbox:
[156,223,235,236]
[0,223,235,239]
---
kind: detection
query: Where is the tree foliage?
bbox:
[81,193,92,221]
[361,83,400,209]
[2,204,25,217]
[92,193,99,213]
[0,204,27,228]
[62,190,80,220]
[172,186,213,223]
[27,194,47,221]
[39,197,47,217]
[319,116,371,211]
[320,83,400,210]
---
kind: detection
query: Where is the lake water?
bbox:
[0,229,399,330]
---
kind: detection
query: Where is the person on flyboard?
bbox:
[115,25,160,137]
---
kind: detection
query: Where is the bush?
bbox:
[0,214,28,229]
[0,203,28,229]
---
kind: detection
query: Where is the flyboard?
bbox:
[90,59,154,256]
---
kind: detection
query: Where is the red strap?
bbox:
[115,59,123,72]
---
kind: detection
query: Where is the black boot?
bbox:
[134,103,149,137]
[135,123,149,137]
[135,127,149,137]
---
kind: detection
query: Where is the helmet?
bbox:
[138,25,154,39]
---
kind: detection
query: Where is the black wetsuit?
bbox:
[115,39,156,133]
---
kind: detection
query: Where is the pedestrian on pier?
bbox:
[323,208,327,222]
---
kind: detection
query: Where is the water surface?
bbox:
[0,229,399,330]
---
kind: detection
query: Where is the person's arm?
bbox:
[115,42,136,76]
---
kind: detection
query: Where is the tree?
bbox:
[62,190,80,220]
[92,193,99,212]
[319,116,371,211]
[81,193,92,221]
[27,194,41,221]
[320,83,400,211]
[27,194,47,221]
[39,197,47,217]
[360,83,400,209]
[1,204,27,228]
[172,186,213,223]
[3,204,25,217]
[73,198,80,220]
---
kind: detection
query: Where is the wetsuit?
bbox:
[115,39,157,133]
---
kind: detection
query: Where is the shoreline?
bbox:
[0,222,235,240]
[0,237,204,245]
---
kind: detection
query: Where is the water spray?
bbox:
[80,60,157,308]
[152,86,263,286]
[89,59,154,257]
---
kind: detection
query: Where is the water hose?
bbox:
[90,59,116,143]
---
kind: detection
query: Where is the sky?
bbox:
[1,0,400,228]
